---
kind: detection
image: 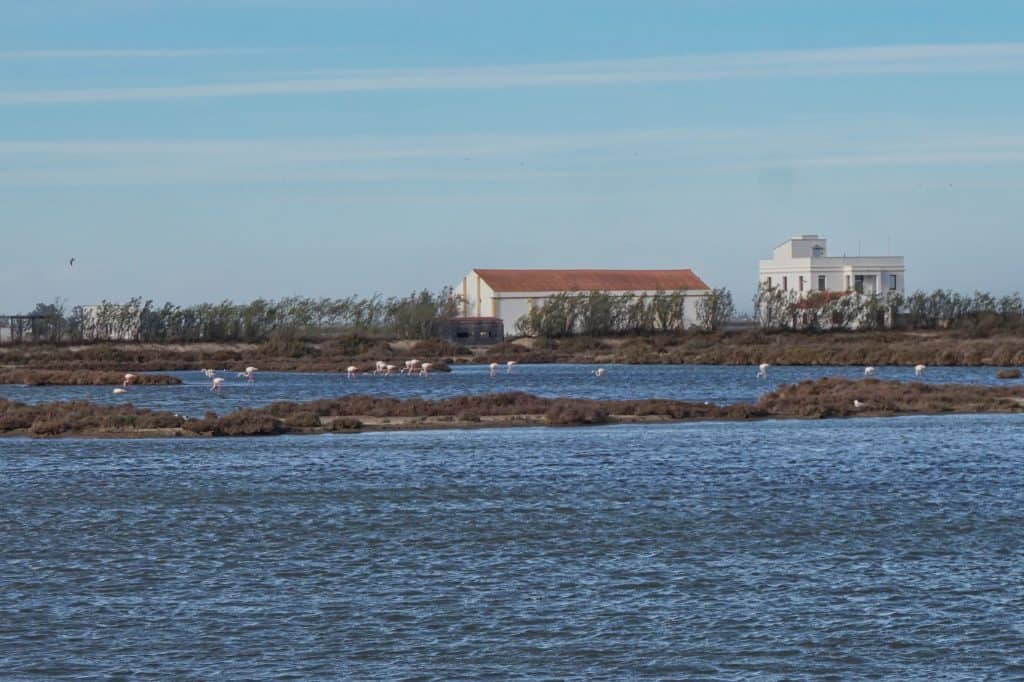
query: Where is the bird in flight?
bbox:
[68,257,75,268]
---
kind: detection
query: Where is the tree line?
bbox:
[754,284,1024,333]
[514,288,735,337]
[15,290,461,344]
[11,285,1024,344]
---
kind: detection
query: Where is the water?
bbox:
[0,364,1018,417]
[3,415,1024,679]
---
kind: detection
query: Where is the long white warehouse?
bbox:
[455,268,711,335]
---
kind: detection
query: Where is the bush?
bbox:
[545,401,609,426]
[996,368,1022,379]
[284,412,321,428]
[30,418,69,436]
[330,417,363,431]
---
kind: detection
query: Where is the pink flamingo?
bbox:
[385,364,397,376]
[238,366,257,384]
[404,359,421,375]
[346,365,358,379]
[122,373,136,388]
[420,362,433,377]
[506,361,517,374]
[211,377,225,393]
[113,387,127,395]
[593,368,606,378]
[489,362,499,377]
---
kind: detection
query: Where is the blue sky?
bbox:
[2,0,1024,313]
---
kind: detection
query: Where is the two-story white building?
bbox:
[758,235,905,297]
[456,268,711,335]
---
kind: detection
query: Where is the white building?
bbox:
[455,268,711,334]
[758,235,905,298]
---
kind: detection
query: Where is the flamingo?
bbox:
[238,366,257,384]
[864,366,876,376]
[506,360,517,374]
[346,365,358,379]
[374,361,387,375]
[420,362,433,377]
[112,387,127,395]
[404,359,421,375]
[756,363,770,379]
[122,373,136,388]
[211,377,225,393]
[385,364,397,376]
[489,362,499,377]
[853,399,866,409]
[914,364,926,377]
[593,368,607,378]
[201,368,216,378]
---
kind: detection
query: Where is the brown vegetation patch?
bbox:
[996,368,1022,379]
[757,377,1024,418]
[0,369,181,386]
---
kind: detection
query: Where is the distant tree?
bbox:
[695,287,735,332]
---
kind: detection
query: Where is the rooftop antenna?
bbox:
[887,236,891,256]
[858,240,861,256]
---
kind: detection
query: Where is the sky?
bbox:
[2,0,1024,314]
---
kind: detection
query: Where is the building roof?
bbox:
[473,268,710,293]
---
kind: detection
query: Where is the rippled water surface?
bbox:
[3,416,1024,679]
[0,364,1018,417]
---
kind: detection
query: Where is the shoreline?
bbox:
[4,378,1024,439]
[8,410,1019,441]
[4,330,1024,373]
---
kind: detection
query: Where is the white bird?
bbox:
[420,362,433,377]
[864,366,876,376]
[404,359,421,375]
[489,362,499,377]
[853,399,866,409]
[238,366,257,384]
[385,364,397,376]
[201,368,216,378]
[374,360,387,375]
[506,360,517,374]
[122,373,136,387]
[112,387,127,395]
[756,363,770,379]
[210,377,225,393]
[346,365,358,379]
[593,368,607,378]
[914,364,926,377]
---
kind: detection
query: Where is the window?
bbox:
[818,275,826,292]
[766,276,772,289]
[854,275,865,294]
[782,276,788,291]
[812,245,825,257]
[889,274,897,291]
[845,275,852,292]
[798,276,804,292]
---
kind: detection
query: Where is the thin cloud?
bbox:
[788,150,1024,167]
[0,128,747,160]
[2,42,1024,104]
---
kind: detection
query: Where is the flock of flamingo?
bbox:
[108,361,930,410]
[755,362,927,380]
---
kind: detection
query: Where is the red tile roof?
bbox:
[473,269,709,293]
